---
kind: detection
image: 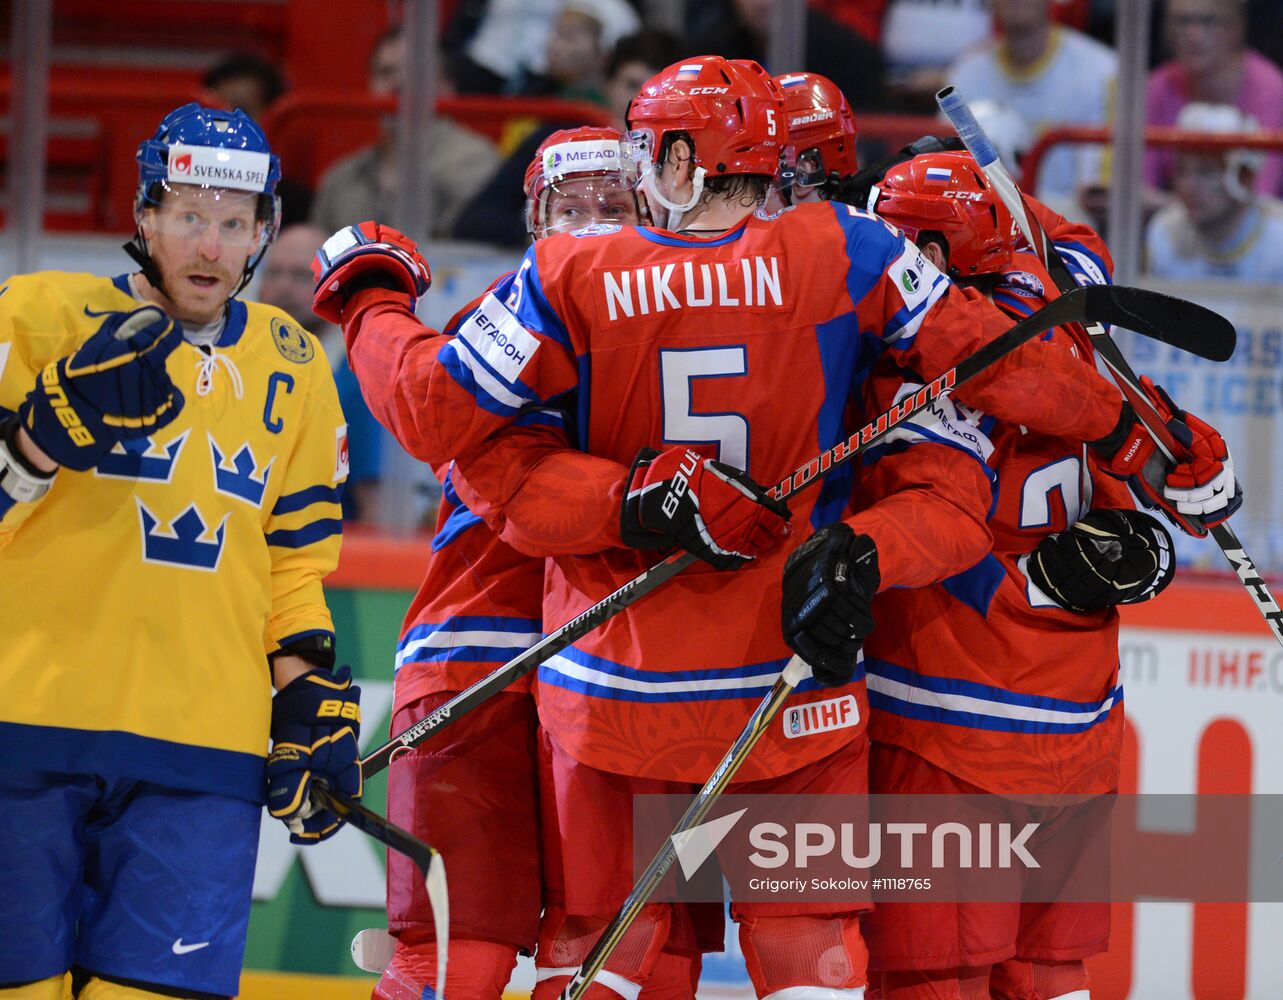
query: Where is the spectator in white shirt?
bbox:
[948,0,1116,218]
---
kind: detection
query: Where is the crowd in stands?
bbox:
[24,0,1282,525]
[192,0,1283,284]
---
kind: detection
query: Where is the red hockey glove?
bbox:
[312,221,432,325]
[781,523,879,687]
[620,446,791,570]
[1090,376,1241,536]
[266,665,362,844]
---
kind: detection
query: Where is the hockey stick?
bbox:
[559,654,811,1000]
[362,282,1232,780]
[549,287,1233,1000]
[311,780,449,999]
[938,87,1283,647]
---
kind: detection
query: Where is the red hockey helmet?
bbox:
[624,56,787,178]
[776,71,858,195]
[523,125,646,238]
[867,152,1018,278]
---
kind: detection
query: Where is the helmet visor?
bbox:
[541,176,642,236]
[143,182,264,249]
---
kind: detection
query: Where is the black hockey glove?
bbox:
[1027,508,1175,613]
[266,665,362,844]
[781,523,879,687]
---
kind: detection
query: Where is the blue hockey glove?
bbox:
[18,305,184,470]
[266,665,363,844]
[312,221,432,325]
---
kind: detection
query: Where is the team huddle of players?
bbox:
[0,53,1239,1000]
[313,57,1237,1000]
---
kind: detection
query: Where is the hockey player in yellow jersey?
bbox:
[0,104,362,1000]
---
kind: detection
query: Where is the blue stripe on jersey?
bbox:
[882,272,950,349]
[272,483,344,515]
[0,719,267,802]
[991,291,1038,318]
[1054,241,1112,286]
[0,491,16,518]
[520,252,573,353]
[264,517,342,548]
[865,656,1122,734]
[216,299,248,348]
[539,645,838,702]
[830,202,906,322]
[396,616,543,671]
[635,224,749,248]
[448,331,546,416]
[574,353,592,451]
[514,406,567,429]
[112,274,132,296]
[812,313,880,530]
[432,470,485,551]
[939,553,1006,618]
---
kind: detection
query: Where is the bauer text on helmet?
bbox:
[775,71,859,203]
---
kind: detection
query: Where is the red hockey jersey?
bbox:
[339,202,1126,474]
[863,223,1134,797]
[345,288,546,715]
[427,204,1031,783]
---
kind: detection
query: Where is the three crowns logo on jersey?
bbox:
[116,431,273,571]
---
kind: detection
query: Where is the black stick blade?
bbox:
[1082,285,1235,362]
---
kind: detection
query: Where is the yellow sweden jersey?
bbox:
[0,272,347,802]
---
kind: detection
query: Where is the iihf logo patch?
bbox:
[900,269,921,295]
[783,695,860,739]
[1003,271,1046,299]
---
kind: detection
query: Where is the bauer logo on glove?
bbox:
[620,445,791,570]
[19,305,185,471]
[267,665,363,844]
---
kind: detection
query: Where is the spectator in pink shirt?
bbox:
[1147,0,1283,196]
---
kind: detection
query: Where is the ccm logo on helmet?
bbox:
[688,86,730,95]
[942,190,984,202]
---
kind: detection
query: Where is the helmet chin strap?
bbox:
[641,163,706,231]
[123,230,171,302]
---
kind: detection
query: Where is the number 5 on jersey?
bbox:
[660,346,749,470]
